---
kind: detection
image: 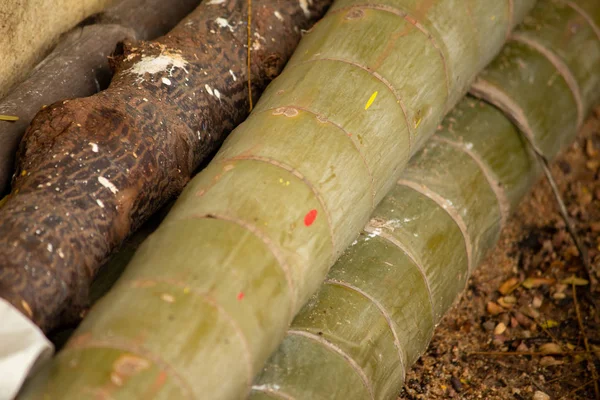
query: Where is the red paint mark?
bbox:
[304,209,318,226]
[237,292,245,301]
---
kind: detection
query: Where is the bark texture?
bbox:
[0,0,114,99]
[17,1,535,399]
[0,0,332,333]
[0,0,203,195]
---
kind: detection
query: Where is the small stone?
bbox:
[532,390,550,400]
[521,306,540,319]
[586,139,598,157]
[487,301,504,315]
[503,295,517,304]
[492,335,507,346]
[554,283,568,293]
[532,296,543,309]
[516,342,529,352]
[539,343,562,354]
[450,376,463,393]
[557,160,571,174]
[553,292,566,300]
[483,320,496,331]
[515,312,533,328]
[539,356,563,367]
[511,316,519,328]
[494,322,507,335]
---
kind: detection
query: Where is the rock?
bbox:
[450,376,463,393]
[483,320,496,331]
[516,342,529,352]
[514,312,533,328]
[532,390,550,400]
[539,343,562,354]
[540,356,563,367]
[494,322,507,335]
[487,301,505,315]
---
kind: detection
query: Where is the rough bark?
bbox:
[16,1,535,399]
[0,0,114,99]
[0,0,203,195]
[0,0,332,333]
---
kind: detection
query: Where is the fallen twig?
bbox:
[468,350,594,357]
[572,284,600,399]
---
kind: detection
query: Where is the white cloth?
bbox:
[0,299,53,400]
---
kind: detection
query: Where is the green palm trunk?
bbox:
[19,0,538,399]
[250,1,600,398]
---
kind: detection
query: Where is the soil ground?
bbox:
[399,108,600,400]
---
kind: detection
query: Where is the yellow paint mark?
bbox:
[414,109,423,128]
[414,116,422,128]
[364,91,378,110]
[540,319,559,329]
[0,115,18,122]
[278,178,290,186]
[21,170,27,176]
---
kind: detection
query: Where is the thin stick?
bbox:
[561,379,596,400]
[0,115,19,122]
[538,156,593,282]
[468,350,593,357]
[572,284,600,399]
[247,0,253,112]
[518,131,595,289]
[546,369,590,385]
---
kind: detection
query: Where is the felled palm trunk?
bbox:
[0,0,203,195]
[249,1,600,398]
[16,1,536,399]
[0,0,332,333]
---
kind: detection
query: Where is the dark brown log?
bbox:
[0,0,203,195]
[0,0,332,333]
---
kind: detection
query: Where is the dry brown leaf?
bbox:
[486,301,504,316]
[498,277,520,295]
[522,277,555,289]
[561,275,589,286]
[540,356,563,367]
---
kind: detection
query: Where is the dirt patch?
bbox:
[400,107,600,400]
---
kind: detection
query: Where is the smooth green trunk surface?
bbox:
[249,1,600,398]
[20,0,536,399]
